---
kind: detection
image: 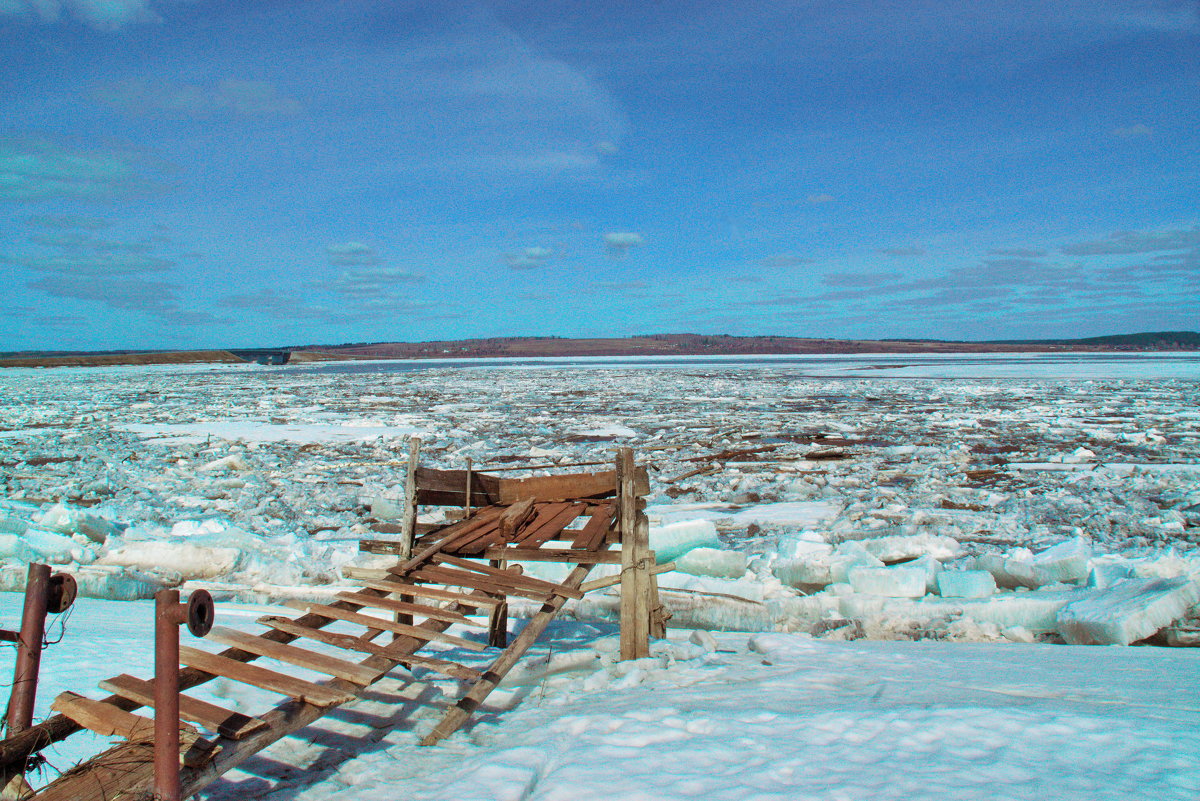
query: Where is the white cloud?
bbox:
[0,138,157,201]
[326,242,381,267]
[504,246,553,270]
[94,79,302,118]
[1111,123,1153,138]
[603,231,644,256]
[331,265,425,297]
[0,0,160,30]
[806,193,836,204]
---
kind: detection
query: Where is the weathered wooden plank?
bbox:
[571,504,615,550]
[457,502,566,553]
[179,646,355,707]
[355,578,500,609]
[480,547,622,564]
[51,691,155,740]
[334,590,485,627]
[414,466,502,501]
[203,626,383,686]
[281,601,488,652]
[98,674,269,741]
[618,448,652,661]
[430,553,577,594]
[580,560,674,593]
[404,567,556,603]
[515,503,587,548]
[495,470,624,504]
[498,496,536,539]
[420,562,595,745]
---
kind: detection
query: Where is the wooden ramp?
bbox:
[22,447,666,800]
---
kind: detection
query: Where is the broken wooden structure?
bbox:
[2,445,670,800]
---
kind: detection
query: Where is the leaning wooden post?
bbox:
[618,447,651,660]
[399,437,421,561]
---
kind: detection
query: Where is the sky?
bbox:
[1,0,1198,351]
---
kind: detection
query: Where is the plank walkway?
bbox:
[24,499,625,800]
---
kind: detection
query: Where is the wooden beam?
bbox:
[98,674,269,741]
[480,547,622,564]
[400,436,421,560]
[179,646,355,707]
[202,626,384,686]
[581,560,674,593]
[618,447,651,660]
[281,601,488,652]
[427,554,582,596]
[420,562,595,746]
[355,578,500,609]
[498,496,536,539]
[51,692,156,741]
[334,591,485,627]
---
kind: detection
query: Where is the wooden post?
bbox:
[487,559,509,649]
[400,437,421,561]
[618,447,651,660]
[464,457,473,517]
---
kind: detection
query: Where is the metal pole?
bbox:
[6,563,51,735]
[154,589,182,801]
[153,589,213,801]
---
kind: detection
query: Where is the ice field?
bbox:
[0,353,1197,797]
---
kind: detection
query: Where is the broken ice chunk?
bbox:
[38,503,120,544]
[649,519,720,563]
[1031,536,1091,583]
[98,541,240,580]
[937,570,997,599]
[847,565,927,598]
[858,532,962,563]
[1056,576,1200,646]
[1087,562,1134,589]
[829,541,883,584]
[675,547,748,579]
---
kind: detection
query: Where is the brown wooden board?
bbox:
[423,556,584,598]
[515,503,587,548]
[498,496,536,539]
[495,470,623,504]
[480,547,622,564]
[334,591,485,627]
[203,626,384,686]
[98,674,269,741]
[178,646,355,707]
[414,466,502,503]
[404,566,556,602]
[281,601,488,652]
[355,578,500,609]
[571,504,616,550]
[51,692,155,740]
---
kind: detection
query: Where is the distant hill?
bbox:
[2,332,1196,368]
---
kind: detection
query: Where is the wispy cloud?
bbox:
[504,246,553,270]
[878,247,926,257]
[1110,123,1153,139]
[326,242,382,267]
[0,0,161,31]
[0,138,162,202]
[330,265,426,298]
[26,214,111,230]
[94,79,303,118]
[1061,226,1200,256]
[603,231,643,257]
[757,254,816,268]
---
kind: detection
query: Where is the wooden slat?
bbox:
[443,517,505,555]
[335,591,485,627]
[281,601,488,652]
[571,504,615,550]
[495,470,624,504]
[421,562,596,746]
[498,496,536,539]
[480,547,622,564]
[257,617,482,681]
[203,626,383,686]
[580,560,674,593]
[430,553,581,595]
[515,503,587,548]
[178,646,355,707]
[98,674,269,741]
[51,691,155,740]
[405,567,555,602]
[356,578,500,609]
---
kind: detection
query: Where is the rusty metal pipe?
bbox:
[155,589,184,801]
[154,589,214,801]
[6,563,51,736]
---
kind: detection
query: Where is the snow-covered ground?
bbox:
[0,354,1198,797]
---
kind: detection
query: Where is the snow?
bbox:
[1,355,1199,796]
[3,592,1197,800]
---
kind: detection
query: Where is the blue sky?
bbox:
[1,0,1197,351]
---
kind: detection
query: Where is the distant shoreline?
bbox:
[2,331,1197,368]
